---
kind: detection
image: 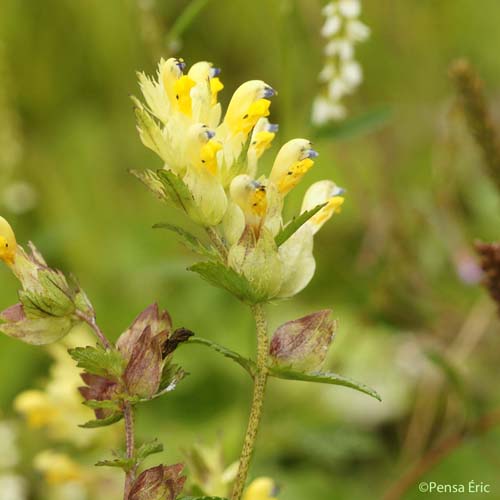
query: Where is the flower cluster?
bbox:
[133,57,345,302]
[311,0,370,125]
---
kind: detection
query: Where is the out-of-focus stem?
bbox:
[231,304,269,500]
[123,402,136,500]
[384,410,500,500]
[450,59,500,192]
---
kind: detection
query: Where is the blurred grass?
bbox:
[1,0,500,498]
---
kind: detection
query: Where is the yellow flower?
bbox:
[243,477,279,500]
[134,57,345,300]
[34,450,84,485]
[270,139,318,196]
[0,216,17,266]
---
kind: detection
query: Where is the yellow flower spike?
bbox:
[270,139,318,196]
[301,179,345,234]
[243,477,279,500]
[224,80,275,136]
[200,139,223,176]
[173,75,196,116]
[0,215,17,266]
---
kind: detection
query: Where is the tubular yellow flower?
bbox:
[200,139,223,176]
[230,175,268,227]
[270,139,318,195]
[243,477,278,500]
[0,216,17,265]
[173,75,196,116]
[161,57,187,110]
[223,80,275,136]
[301,179,345,233]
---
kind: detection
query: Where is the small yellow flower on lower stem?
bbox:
[243,477,279,500]
[0,216,17,266]
[34,450,84,485]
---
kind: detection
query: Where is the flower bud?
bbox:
[270,310,336,372]
[228,226,283,301]
[128,464,186,500]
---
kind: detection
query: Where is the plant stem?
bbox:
[231,303,269,500]
[123,402,136,500]
[76,311,112,350]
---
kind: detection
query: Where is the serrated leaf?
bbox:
[153,223,218,259]
[79,412,124,428]
[182,337,255,378]
[314,106,392,141]
[157,169,194,214]
[188,261,266,304]
[275,203,327,247]
[269,366,381,401]
[157,364,186,395]
[69,346,125,378]
[136,439,164,462]
[95,457,135,471]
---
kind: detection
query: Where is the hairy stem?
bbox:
[231,303,269,500]
[76,311,112,350]
[123,402,136,500]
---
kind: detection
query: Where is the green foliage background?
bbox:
[1,0,500,498]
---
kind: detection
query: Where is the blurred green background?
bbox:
[1,0,500,498]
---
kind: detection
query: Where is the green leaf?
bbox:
[68,346,125,378]
[79,412,124,428]
[314,106,392,141]
[136,439,164,462]
[153,223,218,259]
[275,203,327,247]
[157,364,187,396]
[269,367,381,401]
[83,399,121,411]
[182,337,256,378]
[157,169,194,214]
[179,497,229,500]
[95,457,135,471]
[188,261,266,304]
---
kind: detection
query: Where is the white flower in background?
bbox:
[0,420,28,500]
[312,0,370,125]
